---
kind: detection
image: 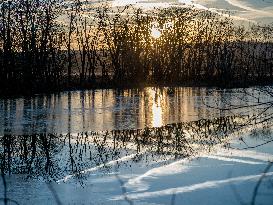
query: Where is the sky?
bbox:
[110,0,273,24]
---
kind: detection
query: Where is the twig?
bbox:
[115,172,134,205]
[251,162,273,205]
[170,192,176,205]
[1,172,7,205]
[46,182,63,205]
[0,172,20,205]
[231,139,273,150]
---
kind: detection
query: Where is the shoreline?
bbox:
[1,79,273,99]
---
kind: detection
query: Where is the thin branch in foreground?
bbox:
[231,139,273,150]
[251,162,273,205]
[228,171,247,205]
[1,172,7,205]
[0,172,20,205]
[170,192,176,205]
[46,182,63,205]
[115,172,134,205]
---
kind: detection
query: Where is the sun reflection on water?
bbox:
[152,102,163,127]
[151,27,161,39]
[148,88,163,127]
[0,87,228,134]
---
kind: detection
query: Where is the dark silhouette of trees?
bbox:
[0,3,273,96]
[0,0,65,94]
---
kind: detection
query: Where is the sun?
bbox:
[151,27,161,39]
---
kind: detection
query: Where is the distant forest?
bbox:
[0,0,273,96]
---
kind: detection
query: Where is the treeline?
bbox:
[0,1,273,96]
[0,0,65,95]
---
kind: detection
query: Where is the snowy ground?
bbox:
[2,127,273,205]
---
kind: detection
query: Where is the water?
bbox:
[0,87,236,135]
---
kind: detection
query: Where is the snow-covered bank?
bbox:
[1,125,273,205]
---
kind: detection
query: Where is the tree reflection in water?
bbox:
[0,115,253,182]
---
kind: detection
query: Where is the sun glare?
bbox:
[151,27,161,39]
[148,88,163,127]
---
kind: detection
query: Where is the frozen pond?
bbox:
[1,87,273,205]
[0,87,233,135]
[0,87,269,135]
